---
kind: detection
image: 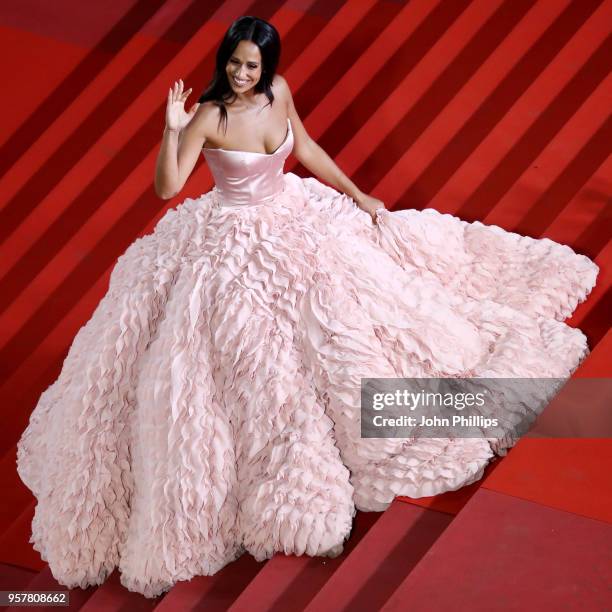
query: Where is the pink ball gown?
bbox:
[16,117,598,598]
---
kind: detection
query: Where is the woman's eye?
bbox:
[229,59,257,69]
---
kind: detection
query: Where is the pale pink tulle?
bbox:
[17,172,598,597]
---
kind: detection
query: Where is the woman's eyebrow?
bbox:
[230,56,259,64]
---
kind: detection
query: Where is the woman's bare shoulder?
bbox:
[191,100,222,140]
[272,74,296,115]
[272,73,290,98]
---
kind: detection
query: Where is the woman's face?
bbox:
[226,40,263,93]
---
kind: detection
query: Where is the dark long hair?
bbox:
[198,16,281,134]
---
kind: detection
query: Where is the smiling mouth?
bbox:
[232,76,250,87]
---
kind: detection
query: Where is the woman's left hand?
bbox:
[355,193,386,224]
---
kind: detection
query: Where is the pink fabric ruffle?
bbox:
[16,172,598,597]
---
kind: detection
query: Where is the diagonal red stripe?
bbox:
[579,287,611,348]
[0,0,226,246]
[0,0,166,179]
[292,2,402,120]
[352,0,537,196]
[514,116,612,237]
[396,0,605,212]
[299,0,474,171]
[455,32,612,222]
[570,200,612,261]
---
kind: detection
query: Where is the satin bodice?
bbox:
[202,118,293,207]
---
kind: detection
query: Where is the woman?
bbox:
[17,16,598,598]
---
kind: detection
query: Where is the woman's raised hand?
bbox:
[166,79,200,132]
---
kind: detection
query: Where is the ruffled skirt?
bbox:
[16,172,598,597]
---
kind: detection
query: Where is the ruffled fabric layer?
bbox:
[16,172,598,597]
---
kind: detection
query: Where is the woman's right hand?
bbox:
[166,79,200,132]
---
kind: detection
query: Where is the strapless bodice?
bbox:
[202,118,293,207]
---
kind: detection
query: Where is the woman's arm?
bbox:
[154,79,207,200]
[154,125,180,199]
[299,139,365,202]
[277,75,385,220]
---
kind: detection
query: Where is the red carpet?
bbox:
[383,488,611,611]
